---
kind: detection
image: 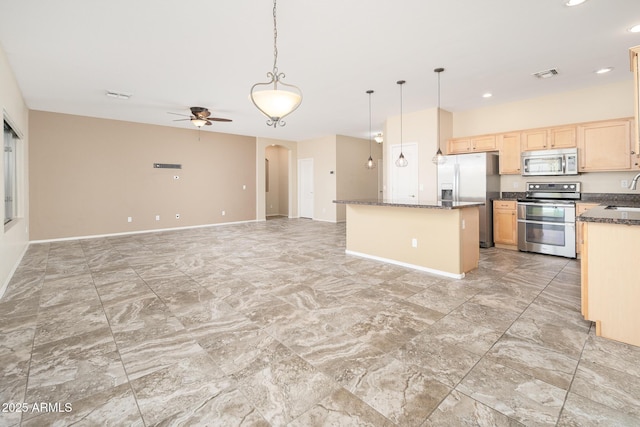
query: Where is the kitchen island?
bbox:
[333,199,483,279]
[578,203,640,347]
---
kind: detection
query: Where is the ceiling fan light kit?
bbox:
[250,0,302,127]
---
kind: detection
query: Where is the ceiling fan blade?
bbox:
[173,118,192,122]
[209,118,232,122]
[168,112,190,117]
[205,121,212,126]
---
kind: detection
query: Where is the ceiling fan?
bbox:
[169,106,232,128]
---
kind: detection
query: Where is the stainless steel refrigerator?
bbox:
[437,152,500,248]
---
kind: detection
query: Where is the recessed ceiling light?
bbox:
[565,0,587,6]
[595,67,614,74]
[629,24,640,33]
[482,93,493,98]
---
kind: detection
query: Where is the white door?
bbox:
[389,143,418,199]
[298,158,314,218]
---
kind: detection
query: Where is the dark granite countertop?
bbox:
[578,202,640,225]
[333,199,484,210]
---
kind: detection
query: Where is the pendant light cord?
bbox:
[368,91,373,156]
[437,70,440,147]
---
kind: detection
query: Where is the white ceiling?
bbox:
[1,0,639,142]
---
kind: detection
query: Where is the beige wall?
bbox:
[453,80,634,137]
[0,44,30,295]
[335,135,381,222]
[257,137,297,220]
[384,108,453,200]
[298,135,337,222]
[29,111,257,240]
[452,80,637,194]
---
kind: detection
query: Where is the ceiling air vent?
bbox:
[532,68,559,79]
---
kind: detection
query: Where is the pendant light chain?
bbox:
[432,68,446,165]
[437,70,440,147]
[249,0,302,127]
[272,0,278,75]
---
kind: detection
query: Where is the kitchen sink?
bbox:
[605,206,640,212]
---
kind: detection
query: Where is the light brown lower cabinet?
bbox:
[493,200,517,249]
[575,203,598,256]
[581,221,640,347]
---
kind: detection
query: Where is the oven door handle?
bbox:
[517,202,576,208]
[517,219,576,226]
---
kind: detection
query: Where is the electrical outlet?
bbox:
[155,215,160,221]
[462,219,466,229]
[411,238,418,248]
[622,180,629,188]
[127,216,132,223]
[175,214,180,219]
[221,210,225,216]
[242,184,246,190]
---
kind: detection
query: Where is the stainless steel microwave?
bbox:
[521,148,578,176]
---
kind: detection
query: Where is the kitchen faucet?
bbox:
[629,172,640,190]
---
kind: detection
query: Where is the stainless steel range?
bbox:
[517,182,581,258]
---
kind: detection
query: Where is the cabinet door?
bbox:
[498,133,521,174]
[493,201,517,246]
[549,126,576,148]
[522,129,548,151]
[447,138,471,154]
[471,135,497,151]
[576,203,598,255]
[578,119,633,171]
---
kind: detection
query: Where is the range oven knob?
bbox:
[564,185,568,189]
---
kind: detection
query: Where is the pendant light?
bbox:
[250,0,302,127]
[365,90,376,169]
[432,68,447,165]
[395,80,408,168]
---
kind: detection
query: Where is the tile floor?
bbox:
[1,218,639,426]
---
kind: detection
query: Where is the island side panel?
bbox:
[460,206,480,273]
[345,204,467,275]
[585,222,640,347]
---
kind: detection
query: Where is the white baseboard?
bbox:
[0,243,29,300]
[345,250,465,279]
[29,219,260,244]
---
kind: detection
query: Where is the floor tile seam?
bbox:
[18,243,50,426]
[447,389,527,426]
[448,277,570,418]
[286,386,395,427]
[556,321,601,425]
[80,242,149,427]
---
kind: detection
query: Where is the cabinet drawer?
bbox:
[494,200,516,210]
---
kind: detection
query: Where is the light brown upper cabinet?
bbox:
[497,132,521,174]
[577,118,634,171]
[522,126,576,151]
[447,134,497,154]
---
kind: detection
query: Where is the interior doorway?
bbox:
[265,145,290,218]
[389,142,418,199]
[298,158,314,219]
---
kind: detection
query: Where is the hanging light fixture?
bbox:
[395,80,408,167]
[365,90,377,169]
[250,0,302,127]
[374,133,383,144]
[432,68,447,165]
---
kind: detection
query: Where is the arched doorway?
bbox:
[265,144,290,219]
